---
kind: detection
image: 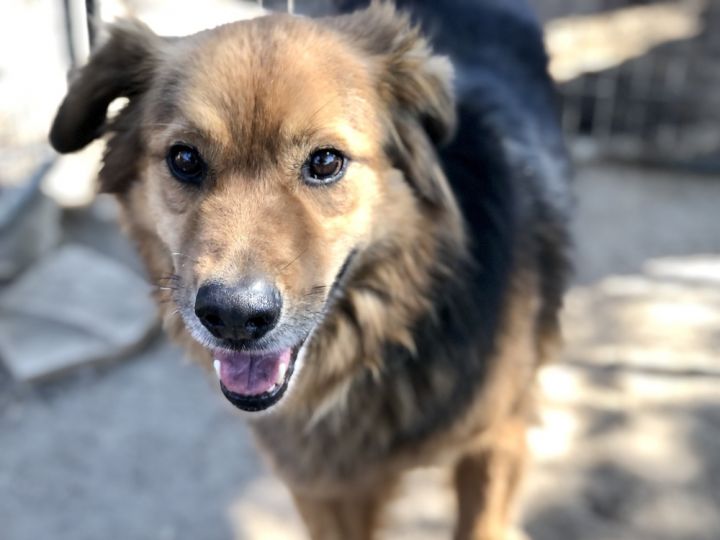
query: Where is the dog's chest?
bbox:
[249,362,481,494]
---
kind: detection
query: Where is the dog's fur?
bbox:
[50,1,571,538]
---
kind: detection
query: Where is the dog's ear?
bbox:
[49,20,161,150]
[49,19,163,193]
[334,2,457,206]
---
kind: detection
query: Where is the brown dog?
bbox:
[50,2,571,538]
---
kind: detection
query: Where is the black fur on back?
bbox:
[329,0,573,450]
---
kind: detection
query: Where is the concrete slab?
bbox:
[0,159,61,281]
[0,189,61,281]
[0,244,158,380]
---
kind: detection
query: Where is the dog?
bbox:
[49,0,571,538]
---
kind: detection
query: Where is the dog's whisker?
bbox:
[279,247,310,273]
[305,95,343,125]
[302,285,329,298]
[310,284,329,292]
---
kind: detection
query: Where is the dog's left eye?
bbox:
[167,144,206,184]
[303,149,347,185]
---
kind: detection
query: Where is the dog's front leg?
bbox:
[453,417,529,540]
[291,482,395,540]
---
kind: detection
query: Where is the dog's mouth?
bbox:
[212,341,304,412]
[197,249,359,413]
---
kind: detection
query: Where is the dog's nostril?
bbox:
[203,313,225,328]
[246,314,273,333]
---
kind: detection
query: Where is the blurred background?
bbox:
[1,0,719,539]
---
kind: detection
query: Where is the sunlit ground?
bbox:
[523,253,720,540]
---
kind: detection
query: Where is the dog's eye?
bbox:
[167,144,206,184]
[303,149,347,185]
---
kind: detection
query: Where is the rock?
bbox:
[0,244,158,381]
[0,160,61,281]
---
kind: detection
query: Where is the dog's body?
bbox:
[50,1,571,538]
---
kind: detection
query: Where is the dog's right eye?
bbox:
[167,144,206,184]
[303,149,347,186]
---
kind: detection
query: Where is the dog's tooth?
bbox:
[277,362,288,384]
[213,359,221,380]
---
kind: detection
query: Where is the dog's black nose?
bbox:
[195,279,282,341]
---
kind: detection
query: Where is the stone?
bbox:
[0,160,61,281]
[0,244,158,380]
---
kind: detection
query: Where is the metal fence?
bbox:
[539,0,720,169]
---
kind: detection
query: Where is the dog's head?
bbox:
[50,4,457,414]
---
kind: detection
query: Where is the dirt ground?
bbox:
[2,161,719,540]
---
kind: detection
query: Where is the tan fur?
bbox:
[50,4,564,539]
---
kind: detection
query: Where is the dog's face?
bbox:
[50,6,456,413]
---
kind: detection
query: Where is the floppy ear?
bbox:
[50,19,161,154]
[333,2,457,206]
[49,20,163,193]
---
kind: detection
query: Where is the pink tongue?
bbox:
[216,349,291,396]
